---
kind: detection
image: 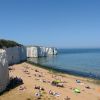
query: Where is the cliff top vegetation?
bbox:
[0,39,22,48]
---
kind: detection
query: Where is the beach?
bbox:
[0,62,100,100]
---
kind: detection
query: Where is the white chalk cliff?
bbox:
[0,45,27,93]
[27,46,38,58]
[0,49,9,92]
[27,46,57,58]
[19,46,27,61]
[4,46,27,65]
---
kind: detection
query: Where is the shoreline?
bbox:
[26,61,100,84]
[0,62,100,100]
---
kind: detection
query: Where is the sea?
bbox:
[28,48,100,80]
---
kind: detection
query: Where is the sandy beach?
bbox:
[0,62,100,100]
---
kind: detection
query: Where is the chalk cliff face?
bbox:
[46,47,54,55]
[19,46,27,61]
[38,47,46,57]
[46,47,57,55]
[27,46,38,58]
[0,49,9,92]
[27,46,57,58]
[0,40,27,93]
[5,46,20,65]
[4,46,27,65]
[53,48,57,55]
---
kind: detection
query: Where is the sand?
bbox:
[0,62,100,100]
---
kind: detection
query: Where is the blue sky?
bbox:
[0,0,100,48]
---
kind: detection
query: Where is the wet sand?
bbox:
[0,62,100,100]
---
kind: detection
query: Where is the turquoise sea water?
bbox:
[28,49,100,79]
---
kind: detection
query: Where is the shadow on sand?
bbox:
[0,77,24,95]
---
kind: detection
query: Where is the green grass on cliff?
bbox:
[0,39,22,48]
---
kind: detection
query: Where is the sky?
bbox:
[0,0,100,48]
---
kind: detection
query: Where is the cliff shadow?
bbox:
[0,77,24,95]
